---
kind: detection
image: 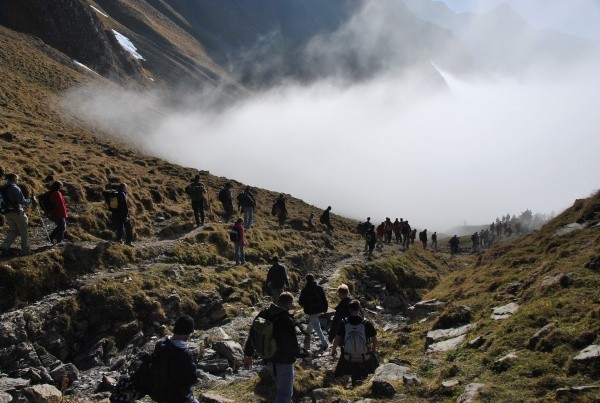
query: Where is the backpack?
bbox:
[186,183,205,201]
[237,192,254,207]
[343,320,368,362]
[229,229,239,242]
[218,188,228,203]
[132,341,171,402]
[271,202,278,216]
[319,212,326,224]
[250,310,282,359]
[0,185,13,214]
[38,191,53,215]
[103,189,119,211]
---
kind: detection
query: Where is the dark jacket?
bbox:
[244,303,301,365]
[113,190,129,220]
[153,337,198,403]
[266,262,289,289]
[299,281,328,315]
[2,183,32,213]
[328,297,351,343]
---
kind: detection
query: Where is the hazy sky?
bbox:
[64,1,600,232]
[441,0,600,40]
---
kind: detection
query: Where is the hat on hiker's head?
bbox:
[173,315,194,335]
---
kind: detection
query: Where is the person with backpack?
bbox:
[1,173,35,256]
[384,217,393,244]
[231,217,246,265]
[185,175,206,227]
[243,292,309,403]
[449,234,460,255]
[320,206,334,235]
[237,186,256,229]
[218,182,234,223]
[328,284,352,344]
[419,229,428,249]
[272,194,287,228]
[401,220,411,249]
[393,218,402,244]
[298,274,329,351]
[431,231,438,251]
[265,256,290,303]
[45,181,68,244]
[112,183,133,246]
[365,225,376,257]
[331,299,379,386]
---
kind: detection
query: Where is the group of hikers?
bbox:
[358,217,438,256]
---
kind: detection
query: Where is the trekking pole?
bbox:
[35,204,52,242]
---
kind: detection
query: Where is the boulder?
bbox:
[214,340,244,368]
[490,302,519,320]
[492,352,518,372]
[540,273,569,288]
[407,299,445,320]
[402,373,422,386]
[23,384,62,403]
[0,392,11,403]
[0,377,30,391]
[49,363,79,385]
[427,335,467,353]
[573,345,600,362]
[457,383,486,403]
[527,323,556,350]
[426,324,475,345]
[203,328,232,345]
[370,363,409,397]
[442,379,459,388]
[556,385,600,399]
[467,336,485,349]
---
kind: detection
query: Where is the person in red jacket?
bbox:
[231,217,246,264]
[47,181,68,244]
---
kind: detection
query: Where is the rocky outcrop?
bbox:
[490,302,519,320]
[457,383,486,403]
[425,324,475,353]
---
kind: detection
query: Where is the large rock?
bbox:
[0,377,30,391]
[23,384,62,403]
[527,323,556,350]
[370,363,410,397]
[407,299,445,320]
[214,340,244,368]
[492,352,518,372]
[49,363,79,385]
[426,324,475,345]
[490,302,519,320]
[0,392,11,403]
[573,345,600,362]
[540,273,569,288]
[457,383,486,403]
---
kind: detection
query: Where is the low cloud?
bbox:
[62,2,600,232]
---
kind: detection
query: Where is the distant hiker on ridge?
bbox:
[393,218,402,244]
[366,225,376,257]
[431,231,438,251]
[401,220,411,249]
[46,181,68,244]
[449,235,459,255]
[217,182,234,223]
[265,256,290,303]
[320,206,334,235]
[410,228,417,244]
[272,194,288,228]
[185,175,206,227]
[419,229,428,249]
[384,217,393,244]
[237,186,256,229]
[1,173,35,256]
[231,217,246,265]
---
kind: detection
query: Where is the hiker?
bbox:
[328,284,353,344]
[419,229,428,249]
[112,183,133,245]
[185,175,206,227]
[401,220,411,249]
[375,222,385,250]
[471,232,479,252]
[152,315,199,402]
[384,217,393,244]
[231,218,246,265]
[265,256,290,303]
[320,206,334,235]
[298,274,329,351]
[431,231,438,251]
[272,194,288,228]
[237,186,256,229]
[331,299,379,386]
[449,235,459,255]
[217,182,234,223]
[1,173,35,256]
[393,218,402,244]
[243,292,309,403]
[365,225,376,256]
[308,213,317,231]
[46,181,68,244]
[410,228,417,244]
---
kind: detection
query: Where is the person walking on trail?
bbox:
[384,217,393,244]
[471,232,480,252]
[393,218,402,244]
[328,284,353,344]
[431,231,438,251]
[237,186,256,229]
[185,175,206,227]
[266,256,290,303]
[46,181,68,244]
[449,235,460,255]
[365,225,376,257]
[1,173,35,256]
[410,228,417,244]
[155,315,199,403]
[217,182,234,223]
[419,229,428,249]
[231,218,246,265]
[243,292,310,403]
[113,183,133,246]
[320,206,334,235]
[375,222,385,250]
[401,220,411,249]
[298,274,329,351]
[272,194,288,228]
[331,299,379,387]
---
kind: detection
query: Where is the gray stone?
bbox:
[573,345,600,361]
[540,273,569,288]
[0,377,30,391]
[214,340,244,368]
[468,336,485,349]
[49,363,79,385]
[492,352,518,372]
[407,299,445,319]
[442,379,459,388]
[556,385,600,399]
[370,363,409,397]
[198,359,230,374]
[0,392,11,403]
[23,384,62,403]
[491,302,519,320]
[402,373,422,386]
[199,392,235,403]
[457,383,486,403]
[426,324,475,345]
[427,335,467,353]
[203,327,232,345]
[553,223,583,237]
[527,323,556,349]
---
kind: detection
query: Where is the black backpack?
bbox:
[186,183,205,201]
[0,185,13,214]
[218,188,228,203]
[132,340,171,401]
[38,191,53,215]
[102,189,119,211]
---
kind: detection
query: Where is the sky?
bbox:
[440,0,600,40]
[63,1,600,232]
